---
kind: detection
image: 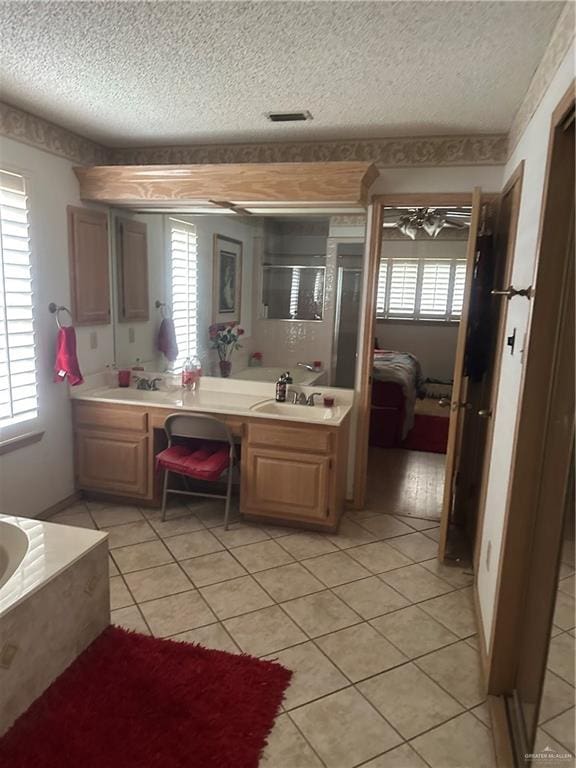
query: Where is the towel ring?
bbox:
[48,302,73,329]
[155,299,170,319]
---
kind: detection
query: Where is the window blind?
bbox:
[170,219,198,370]
[0,170,38,426]
[376,252,467,321]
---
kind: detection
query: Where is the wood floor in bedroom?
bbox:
[366,448,445,522]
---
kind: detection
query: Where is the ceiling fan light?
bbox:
[423,214,446,238]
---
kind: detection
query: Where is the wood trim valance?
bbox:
[74,162,379,209]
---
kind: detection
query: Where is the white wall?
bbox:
[477,44,575,647]
[373,166,503,195]
[0,137,113,517]
[376,322,458,381]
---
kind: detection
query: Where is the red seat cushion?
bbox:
[156,442,230,482]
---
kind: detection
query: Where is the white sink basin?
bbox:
[88,387,180,405]
[250,399,345,423]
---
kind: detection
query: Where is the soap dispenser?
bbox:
[275,373,287,403]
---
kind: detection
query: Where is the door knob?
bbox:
[491,285,533,300]
[478,409,492,418]
[438,399,471,411]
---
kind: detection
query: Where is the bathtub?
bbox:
[0,514,109,734]
[233,365,327,386]
[0,520,28,591]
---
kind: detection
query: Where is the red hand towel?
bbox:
[53,326,84,386]
[157,318,179,362]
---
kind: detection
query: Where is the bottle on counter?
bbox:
[191,355,203,391]
[275,372,288,403]
[182,357,194,391]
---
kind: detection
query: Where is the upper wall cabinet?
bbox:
[116,217,149,322]
[74,162,379,211]
[67,206,110,325]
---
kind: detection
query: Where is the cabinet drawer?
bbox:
[74,402,148,433]
[244,446,330,520]
[76,430,148,496]
[247,422,331,454]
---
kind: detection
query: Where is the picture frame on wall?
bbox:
[212,234,243,324]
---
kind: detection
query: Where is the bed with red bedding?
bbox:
[370,351,424,448]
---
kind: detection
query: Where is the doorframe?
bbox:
[472,160,525,574]
[486,81,576,693]
[353,193,474,509]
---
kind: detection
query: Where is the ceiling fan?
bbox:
[383,207,471,240]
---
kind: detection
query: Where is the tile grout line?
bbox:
[68,499,495,764]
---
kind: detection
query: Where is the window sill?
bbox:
[376,318,460,327]
[0,429,45,456]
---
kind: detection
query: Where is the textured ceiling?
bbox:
[0,1,565,147]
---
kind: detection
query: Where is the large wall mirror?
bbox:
[110,211,367,389]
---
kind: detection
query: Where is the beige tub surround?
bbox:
[70,378,353,531]
[0,515,109,735]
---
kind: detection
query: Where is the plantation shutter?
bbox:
[170,219,198,370]
[451,262,467,316]
[376,260,387,316]
[388,261,418,316]
[420,262,451,316]
[0,170,38,426]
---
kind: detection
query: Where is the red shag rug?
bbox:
[402,414,449,454]
[0,626,292,768]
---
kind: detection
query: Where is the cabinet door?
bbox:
[76,430,148,497]
[68,206,110,325]
[116,218,149,321]
[244,447,330,521]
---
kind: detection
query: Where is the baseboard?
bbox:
[37,492,81,520]
[472,580,491,682]
[488,695,515,768]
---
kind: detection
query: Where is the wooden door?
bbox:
[437,188,482,560]
[76,430,149,496]
[244,446,330,521]
[68,206,110,325]
[116,217,149,321]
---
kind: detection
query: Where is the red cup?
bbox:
[118,369,131,388]
[323,396,335,408]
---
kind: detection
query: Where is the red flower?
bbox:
[237,328,245,336]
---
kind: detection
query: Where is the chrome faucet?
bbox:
[135,376,162,391]
[297,361,315,372]
[289,390,322,406]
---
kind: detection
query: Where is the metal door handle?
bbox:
[491,285,533,300]
[478,409,492,418]
[438,399,471,411]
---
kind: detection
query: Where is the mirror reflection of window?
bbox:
[262,265,325,320]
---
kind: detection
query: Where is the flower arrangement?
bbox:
[209,323,244,377]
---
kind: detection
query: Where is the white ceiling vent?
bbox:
[266,111,313,123]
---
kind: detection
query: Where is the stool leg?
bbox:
[161,470,169,521]
[223,459,234,531]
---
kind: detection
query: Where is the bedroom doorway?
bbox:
[365,200,472,529]
[357,189,519,564]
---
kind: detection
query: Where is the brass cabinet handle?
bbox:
[478,409,493,418]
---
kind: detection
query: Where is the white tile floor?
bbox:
[50,496,504,767]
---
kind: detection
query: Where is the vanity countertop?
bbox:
[70,385,351,426]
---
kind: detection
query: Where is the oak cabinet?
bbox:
[72,400,349,528]
[116,217,149,321]
[68,206,110,325]
[241,420,347,529]
[76,430,149,497]
[244,446,330,521]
